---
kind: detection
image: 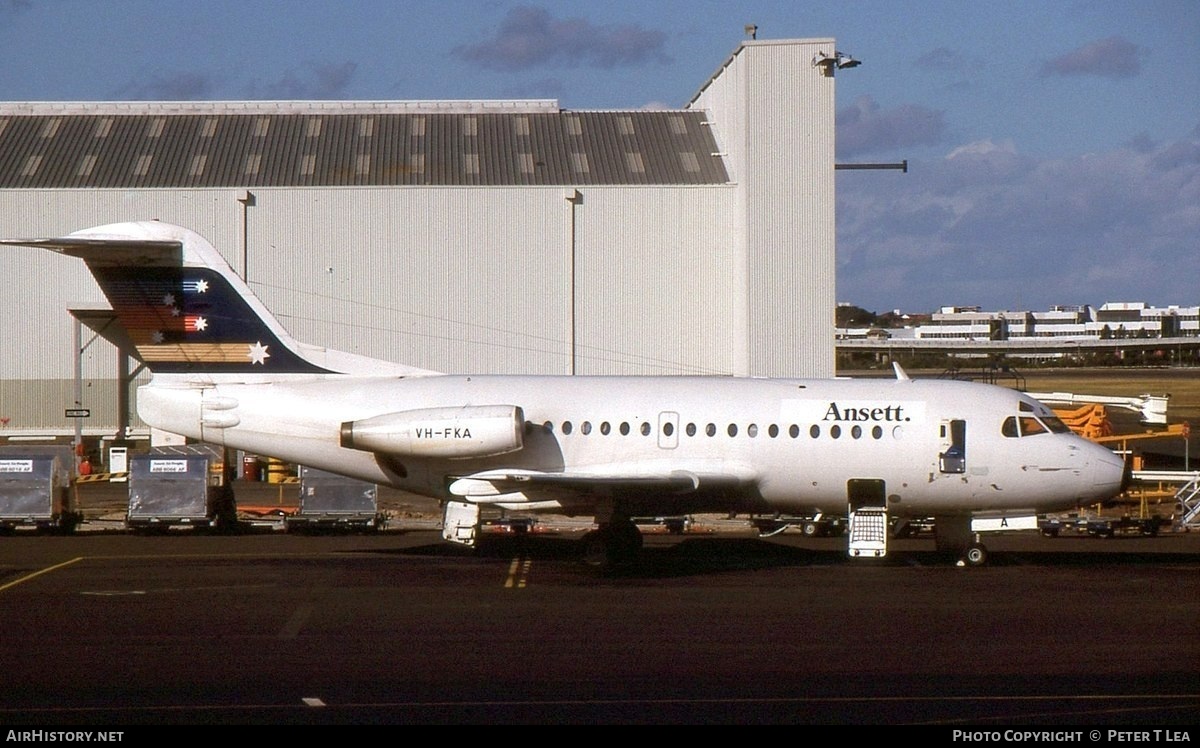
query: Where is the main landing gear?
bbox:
[934,515,990,567]
[581,517,644,568]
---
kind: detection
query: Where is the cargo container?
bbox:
[0,447,81,533]
[126,446,235,532]
[285,467,383,533]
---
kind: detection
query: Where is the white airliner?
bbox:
[3,221,1129,566]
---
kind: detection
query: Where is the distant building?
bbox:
[836,302,1199,344]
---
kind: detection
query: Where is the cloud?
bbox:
[0,0,31,21]
[245,62,357,100]
[454,5,671,72]
[500,76,566,100]
[1124,132,1158,154]
[1040,36,1142,78]
[837,95,948,157]
[836,131,1200,313]
[914,46,982,73]
[112,72,219,101]
[113,62,358,101]
[945,139,1017,160]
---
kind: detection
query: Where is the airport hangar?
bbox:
[0,37,843,457]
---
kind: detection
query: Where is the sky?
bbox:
[1,0,1197,315]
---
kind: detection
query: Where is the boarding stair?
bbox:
[847,508,888,559]
[1173,477,1200,532]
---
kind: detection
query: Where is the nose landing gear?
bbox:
[936,515,991,567]
[959,541,989,567]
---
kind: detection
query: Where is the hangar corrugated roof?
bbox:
[0,102,729,188]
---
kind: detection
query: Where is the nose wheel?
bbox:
[959,542,989,567]
[936,515,991,567]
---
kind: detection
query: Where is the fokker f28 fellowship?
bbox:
[3,221,1129,566]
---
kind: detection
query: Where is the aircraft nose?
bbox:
[1083,443,1128,502]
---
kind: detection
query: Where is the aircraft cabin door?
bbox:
[657,411,679,449]
[939,419,966,474]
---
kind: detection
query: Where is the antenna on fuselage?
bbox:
[893,362,911,381]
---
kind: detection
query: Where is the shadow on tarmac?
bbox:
[370,532,1200,577]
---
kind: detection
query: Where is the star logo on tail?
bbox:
[247,341,270,365]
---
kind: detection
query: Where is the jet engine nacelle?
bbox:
[340,404,524,459]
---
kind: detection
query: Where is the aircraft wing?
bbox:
[448,466,752,504]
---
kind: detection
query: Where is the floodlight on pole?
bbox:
[812,50,862,75]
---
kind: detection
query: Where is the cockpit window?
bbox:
[1002,417,1019,438]
[1015,398,1071,434]
[1002,415,1066,438]
[1040,415,1072,434]
[1020,416,1048,436]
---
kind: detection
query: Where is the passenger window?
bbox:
[543,421,553,432]
[706,423,716,437]
[640,422,651,436]
[727,424,738,437]
[562,421,573,435]
[872,425,882,439]
[830,425,841,439]
[686,422,696,437]
[809,424,819,438]
[747,424,758,438]
[663,422,675,437]
[620,422,630,435]
[851,425,862,439]
[768,424,779,438]
[600,421,611,435]
[790,424,800,438]
[581,421,592,435]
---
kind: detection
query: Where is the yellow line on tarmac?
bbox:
[0,557,84,593]
[504,557,531,588]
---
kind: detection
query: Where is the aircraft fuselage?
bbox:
[140,373,1124,520]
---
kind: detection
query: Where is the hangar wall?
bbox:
[0,183,737,433]
[690,39,837,378]
[243,185,738,376]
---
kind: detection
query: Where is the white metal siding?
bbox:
[691,39,837,378]
[573,188,738,375]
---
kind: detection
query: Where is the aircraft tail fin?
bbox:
[1,221,438,378]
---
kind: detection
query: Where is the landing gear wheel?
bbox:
[581,531,609,567]
[581,521,644,568]
[962,542,988,567]
[802,521,821,537]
